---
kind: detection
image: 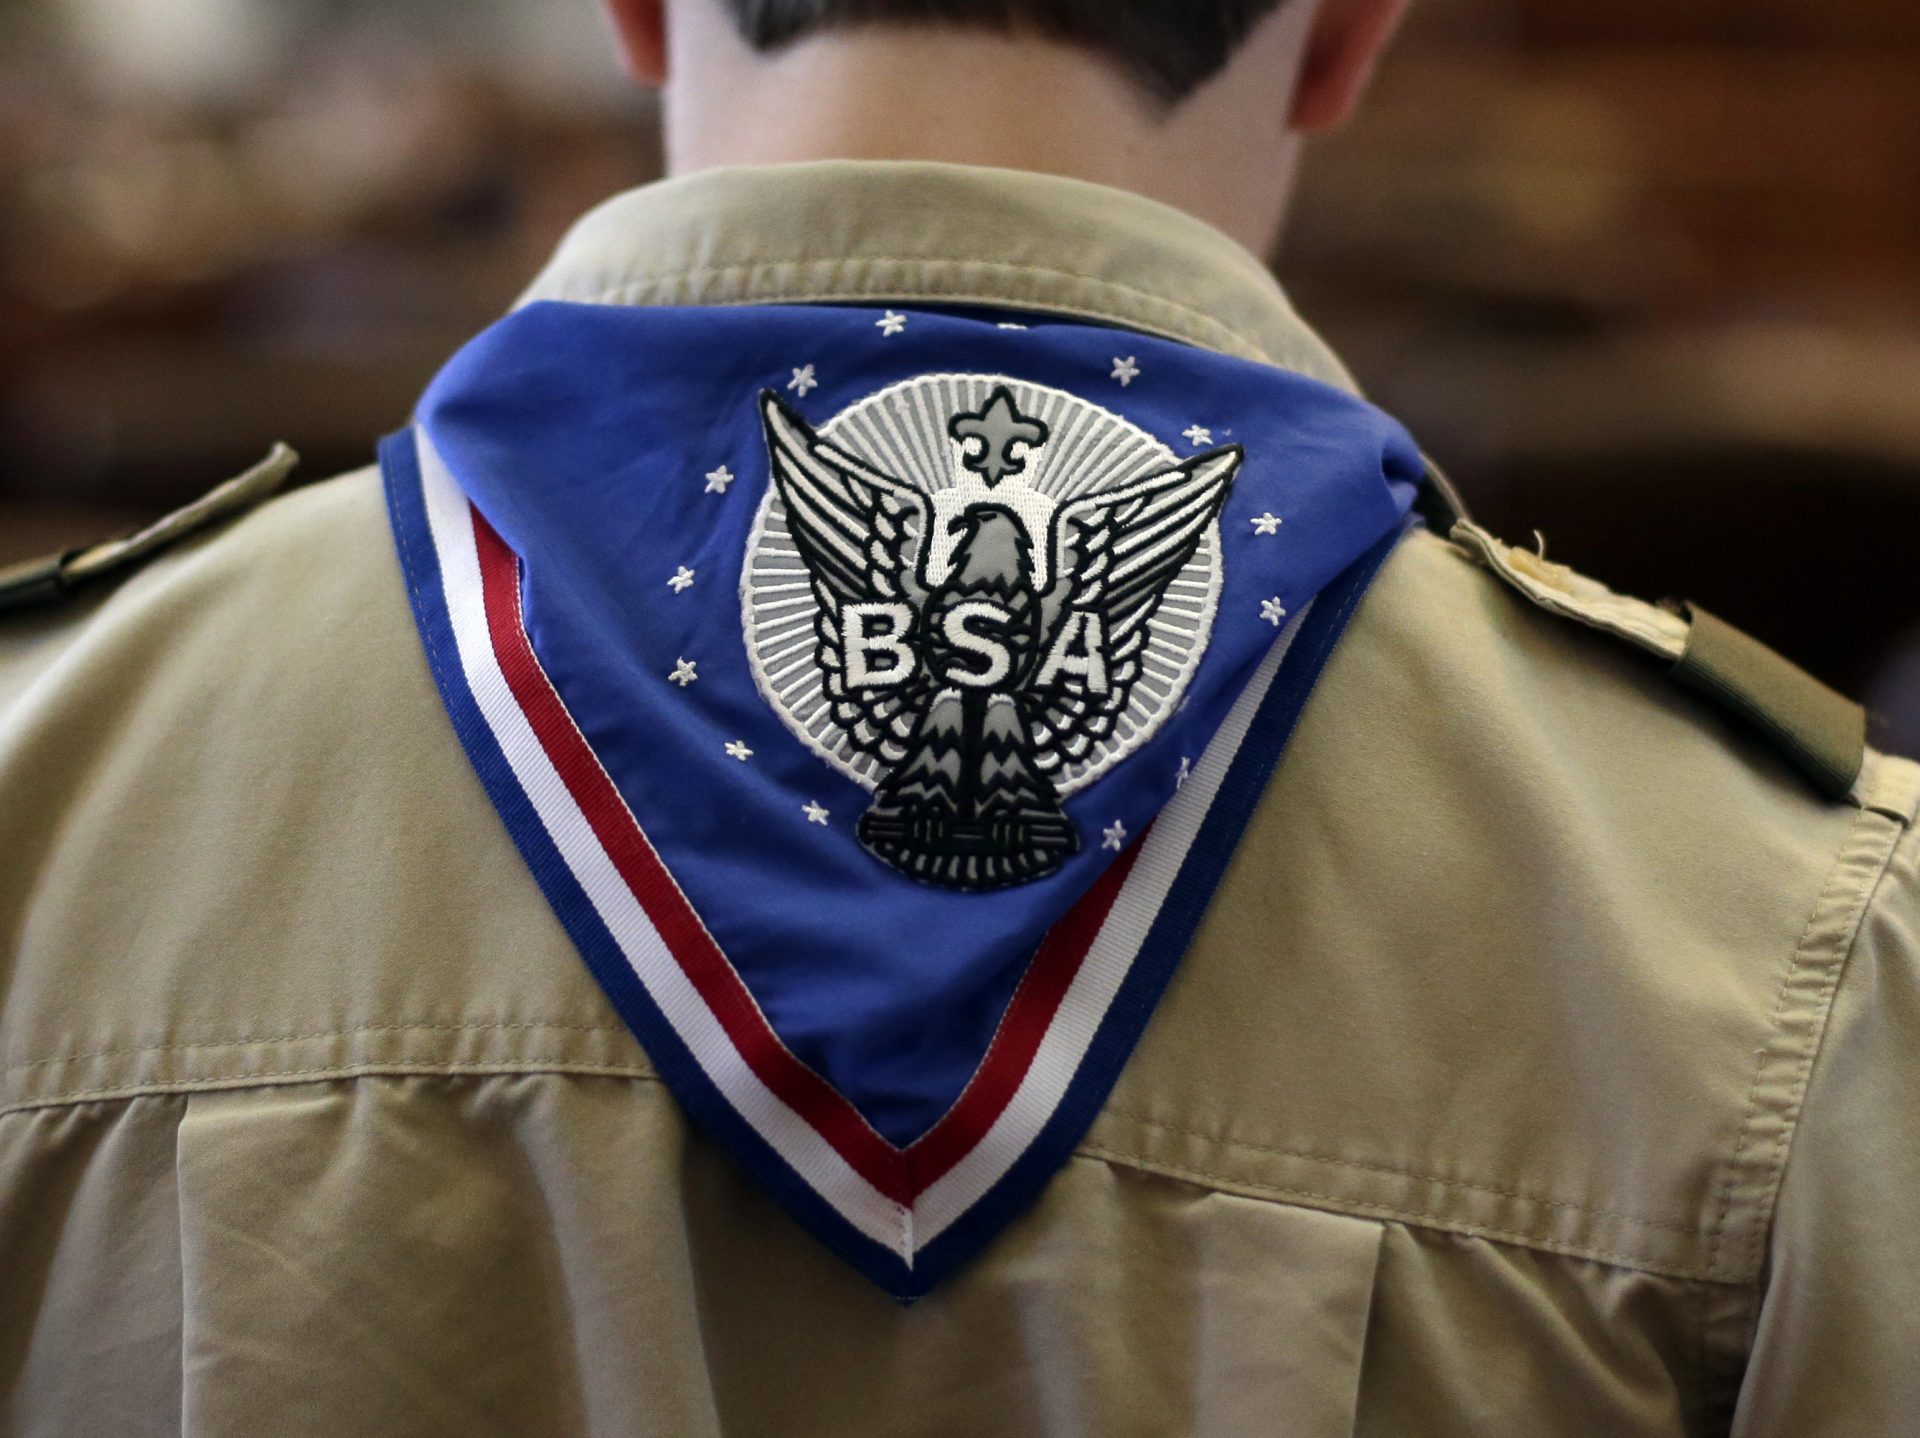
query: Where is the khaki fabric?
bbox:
[3,162,1917,1437]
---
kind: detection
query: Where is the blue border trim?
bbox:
[903,520,1409,1296]
[382,427,1404,1301]
[382,432,914,1296]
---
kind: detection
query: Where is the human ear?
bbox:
[601,0,669,88]
[1289,0,1411,132]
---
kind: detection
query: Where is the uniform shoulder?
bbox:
[0,456,392,717]
[1115,516,1919,1288]
[1382,517,1895,814]
[0,446,300,617]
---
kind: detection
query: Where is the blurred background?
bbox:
[2,0,1917,749]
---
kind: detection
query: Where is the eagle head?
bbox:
[946,503,1035,588]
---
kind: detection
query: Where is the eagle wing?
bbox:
[1028,446,1243,776]
[759,391,932,767]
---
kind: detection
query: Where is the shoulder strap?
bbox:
[1450,518,1866,803]
[0,445,297,617]
[1671,604,1865,801]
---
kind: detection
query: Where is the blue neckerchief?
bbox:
[383,299,1420,1297]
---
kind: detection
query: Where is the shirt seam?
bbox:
[1,1019,632,1073]
[0,1063,1754,1286]
[1702,754,1917,1282]
[0,1058,666,1120]
[1700,848,1843,1280]
[1099,1105,1700,1234]
[1737,820,1913,1290]
[1076,1142,1741,1286]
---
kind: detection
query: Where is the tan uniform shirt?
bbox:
[3,162,1916,1437]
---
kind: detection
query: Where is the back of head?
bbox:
[722,0,1288,102]
[610,0,1403,254]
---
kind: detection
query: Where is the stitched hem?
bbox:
[0,1059,665,1119]
[0,1018,657,1115]
[1099,1106,1700,1233]
[1702,752,1920,1283]
[1075,1143,1741,1285]
[2,1019,631,1073]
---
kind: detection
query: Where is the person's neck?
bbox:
[659,14,1309,259]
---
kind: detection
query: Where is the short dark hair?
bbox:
[721,0,1288,102]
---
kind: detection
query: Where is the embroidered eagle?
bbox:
[760,385,1241,891]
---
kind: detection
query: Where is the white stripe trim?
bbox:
[911,614,1307,1242]
[416,431,911,1261]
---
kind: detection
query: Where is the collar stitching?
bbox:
[535,257,1280,364]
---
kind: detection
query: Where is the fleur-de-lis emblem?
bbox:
[948,386,1050,488]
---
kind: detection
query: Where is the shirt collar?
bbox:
[517,160,1359,393]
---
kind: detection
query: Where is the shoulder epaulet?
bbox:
[0,445,298,618]
[1449,518,1866,803]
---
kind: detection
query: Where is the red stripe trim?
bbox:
[470,502,1130,1206]
[474,509,905,1201]
[903,836,1140,1191]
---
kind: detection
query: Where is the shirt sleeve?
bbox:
[1731,815,1920,1436]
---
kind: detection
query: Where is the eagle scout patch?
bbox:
[381,300,1421,1299]
[749,379,1239,890]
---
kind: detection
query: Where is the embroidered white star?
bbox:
[1183,424,1213,446]
[1175,757,1192,789]
[803,801,830,825]
[1251,512,1282,535]
[704,464,734,494]
[725,740,753,761]
[877,310,907,336]
[788,365,819,396]
[1260,597,1287,626]
[1111,356,1140,386]
[1102,820,1129,852]
[669,657,698,686]
[667,566,696,593]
